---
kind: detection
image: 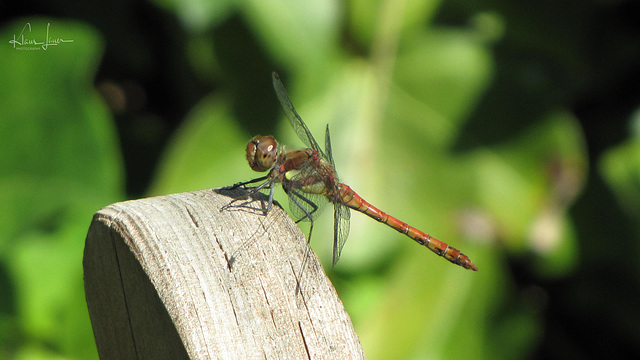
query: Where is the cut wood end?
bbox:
[83,188,365,359]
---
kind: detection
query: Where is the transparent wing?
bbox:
[272,72,325,156]
[287,188,329,224]
[324,124,336,168]
[332,202,351,267]
[285,160,331,223]
[325,125,351,266]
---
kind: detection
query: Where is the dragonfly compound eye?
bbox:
[246,136,278,172]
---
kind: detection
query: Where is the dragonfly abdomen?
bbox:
[337,184,478,271]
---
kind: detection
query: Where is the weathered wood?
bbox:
[83,188,365,360]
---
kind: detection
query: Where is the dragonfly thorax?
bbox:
[246,136,278,172]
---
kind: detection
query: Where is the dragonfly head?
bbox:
[246,136,278,172]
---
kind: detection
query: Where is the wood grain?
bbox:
[83,187,364,359]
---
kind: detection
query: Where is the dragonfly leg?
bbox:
[285,188,319,242]
[223,174,271,190]
[285,188,319,224]
[266,180,275,212]
[221,176,275,214]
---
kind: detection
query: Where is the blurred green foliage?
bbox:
[0,19,122,359]
[1,0,640,359]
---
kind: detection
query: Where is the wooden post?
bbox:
[83,188,365,359]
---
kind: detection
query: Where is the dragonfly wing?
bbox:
[324,125,336,168]
[325,124,351,266]
[285,160,330,223]
[272,72,324,156]
[287,188,328,223]
[332,202,351,267]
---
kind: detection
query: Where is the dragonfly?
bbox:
[227,72,477,271]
